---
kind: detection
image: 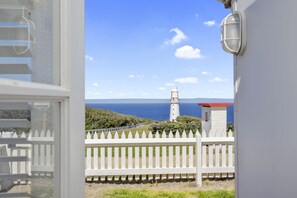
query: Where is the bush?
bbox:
[149,115,201,134]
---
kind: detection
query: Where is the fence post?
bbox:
[196,133,202,186]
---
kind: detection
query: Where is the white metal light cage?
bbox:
[221,12,246,55]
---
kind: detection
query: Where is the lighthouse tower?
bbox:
[169,88,180,122]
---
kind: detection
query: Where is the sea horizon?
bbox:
[85,98,234,104]
[86,101,234,124]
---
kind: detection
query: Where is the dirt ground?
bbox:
[85,179,235,198]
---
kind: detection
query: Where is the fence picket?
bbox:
[215,130,221,178]
[168,131,174,180]
[20,133,26,176]
[188,131,194,179]
[161,132,167,180]
[181,131,187,179]
[221,130,227,178]
[148,132,153,180]
[93,132,99,170]
[114,132,119,181]
[27,131,32,177]
[107,132,113,181]
[208,130,214,178]
[121,132,126,181]
[86,132,92,181]
[155,131,160,180]
[228,130,234,178]
[100,132,105,181]
[91,132,99,181]
[175,132,180,180]
[45,130,52,177]
[40,130,45,168]
[141,131,147,180]
[32,130,39,175]
[202,130,207,170]
[86,132,91,170]
[11,133,18,182]
[128,132,133,181]
[134,132,140,181]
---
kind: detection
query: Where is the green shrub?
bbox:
[149,115,201,134]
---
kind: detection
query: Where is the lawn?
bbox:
[104,189,235,198]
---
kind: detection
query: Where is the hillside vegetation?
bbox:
[85,107,153,130]
[149,115,201,134]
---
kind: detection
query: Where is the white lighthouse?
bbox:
[169,88,180,122]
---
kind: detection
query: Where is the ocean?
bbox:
[86,103,234,124]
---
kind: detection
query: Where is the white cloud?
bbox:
[164,28,187,45]
[85,55,94,61]
[129,74,144,79]
[165,83,175,87]
[209,77,229,82]
[195,14,199,18]
[175,45,202,59]
[157,87,166,91]
[153,75,158,79]
[93,82,99,87]
[174,77,198,84]
[142,92,148,96]
[202,71,211,76]
[204,20,216,27]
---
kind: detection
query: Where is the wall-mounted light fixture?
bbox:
[221,12,246,55]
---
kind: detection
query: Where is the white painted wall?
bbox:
[210,107,227,134]
[201,107,226,136]
[233,0,297,197]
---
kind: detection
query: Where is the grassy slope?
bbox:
[85,107,154,130]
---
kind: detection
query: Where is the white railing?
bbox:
[0,130,54,184]
[85,130,235,186]
[0,129,234,187]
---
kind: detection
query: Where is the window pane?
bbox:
[0,101,60,197]
[0,0,60,85]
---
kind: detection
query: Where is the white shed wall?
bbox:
[210,107,227,134]
[234,0,297,197]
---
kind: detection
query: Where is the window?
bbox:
[0,101,60,197]
[0,0,60,85]
[0,0,84,197]
[205,112,208,122]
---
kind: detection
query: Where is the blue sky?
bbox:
[85,0,232,99]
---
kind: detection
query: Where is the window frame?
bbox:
[0,0,85,197]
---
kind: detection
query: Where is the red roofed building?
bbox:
[198,103,231,136]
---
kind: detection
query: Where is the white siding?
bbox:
[210,107,227,135]
[234,0,297,197]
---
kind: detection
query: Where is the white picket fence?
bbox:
[0,129,235,187]
[85,130,235,186]
[0,130,54,186]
